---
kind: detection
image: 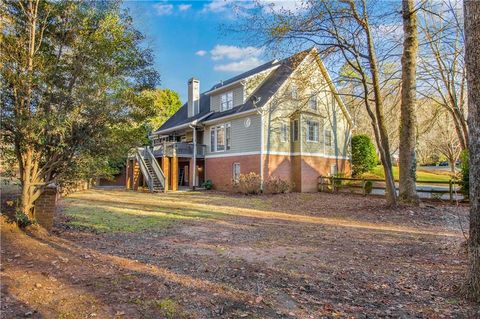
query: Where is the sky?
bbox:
[124,0,302,102]
[124,0,259,103]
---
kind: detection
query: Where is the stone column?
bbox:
[34,184,58,231]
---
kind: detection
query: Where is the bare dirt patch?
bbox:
[1,189,478,318]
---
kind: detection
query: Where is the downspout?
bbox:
[189,122,197,190]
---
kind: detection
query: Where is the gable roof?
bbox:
[154,48,352,134]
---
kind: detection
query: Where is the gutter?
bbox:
[151,112,213,136]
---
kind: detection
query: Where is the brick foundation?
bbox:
[297,156,351,192]
[34,185,58,231]
[205,155,261,191]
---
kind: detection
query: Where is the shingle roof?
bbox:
[155,49,311,133]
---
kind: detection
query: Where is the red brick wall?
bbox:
[204,154,350,192]
[34,185,58,231]
[263,154,292,182]
[205,155,261,191]
[298,156,351,192]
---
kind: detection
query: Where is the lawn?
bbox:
[1,189,477,318]
[362,165,454,182]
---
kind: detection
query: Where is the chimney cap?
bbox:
[188,77,199,83]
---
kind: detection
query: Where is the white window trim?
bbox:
[232,162,240,183]
[280,122,288,143]
[309,95,318,110]
[220,91,234,111]
[210,122,231,153]
[306,120,319,143]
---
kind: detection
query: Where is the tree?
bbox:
[141,88,182,131]
[419,0,468,150]
[236,0,399,206]
[351,135,378,176]
[0,0,158,220]
[463,0,480,302]
[398,0,419,202]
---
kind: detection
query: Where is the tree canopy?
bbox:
[0,0,159,217]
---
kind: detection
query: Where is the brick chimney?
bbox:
[188,77,200,117]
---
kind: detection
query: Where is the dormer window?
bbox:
[221,91,233,111]
[309,95,317,110]
[291,84,298,99]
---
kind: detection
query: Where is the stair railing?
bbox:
[146,146,166,192]
[135,147,154,192]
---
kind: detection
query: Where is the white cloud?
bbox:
[178,4,192,11]
[258,0,307,13]
[210,45,264,61]
[202,0,234,13]
[195,50,207,57]
[214,57,264,72]
[154,3,174,16]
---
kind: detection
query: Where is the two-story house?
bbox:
[126,48,353,193]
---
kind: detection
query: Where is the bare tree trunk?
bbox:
[399,0,419,203]
[363,11,397,207]
[463,0,480,302]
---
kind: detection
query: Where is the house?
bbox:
[125,48,353,193]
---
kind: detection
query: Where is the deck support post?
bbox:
[171,155,178,192]
[162,156,170,192]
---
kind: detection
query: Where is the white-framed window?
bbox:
[324,129,332,147]
[291,84,298,99]
[226,123,231,150]
[220,91,233,111]
[210,123,231,152]
[280,122,288,142]
[330,164,338,176]
[232,163,240,183]
[306,120,319,142]
[292,119,299,141]
[309,95,317,110]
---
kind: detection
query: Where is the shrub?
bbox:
[235,172,262,195]
[364,180,373,195]
[460,150,469,198]
[263,177,292,194]
[202,179,213,190]
[15,210,34,228]
[351,135,378,176]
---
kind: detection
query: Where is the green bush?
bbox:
[460,150,469,198]
[364,180,373,195]
[202,179,213,190]
[15,210,34,228]
[351,134,378,176]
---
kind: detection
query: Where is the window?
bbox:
[210,129,215,152]
[232,163,240,183]
[226,123,231,150]
[307,120,319,142]
[210,123,231,152]
[280,122,288,142]
[292,120,299,141]
[220,91,233,111]
[309,95,317,110]
[216,125,225,151]
[330,164,338,176]
[291,85,298,99]
[324,129,332,147]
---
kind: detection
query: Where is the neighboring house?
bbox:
[126,48,353,193]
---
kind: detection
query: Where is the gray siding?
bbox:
[205,114,261,155]
[210,85,244,112]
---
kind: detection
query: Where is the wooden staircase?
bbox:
[135,147,166,193]
[144,158,164,192]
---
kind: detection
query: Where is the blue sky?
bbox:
[124,0,283,102]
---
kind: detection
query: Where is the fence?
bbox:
[318,176,467,202]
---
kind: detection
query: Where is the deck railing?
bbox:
[318,175,467,202]
[152,142,206,158]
